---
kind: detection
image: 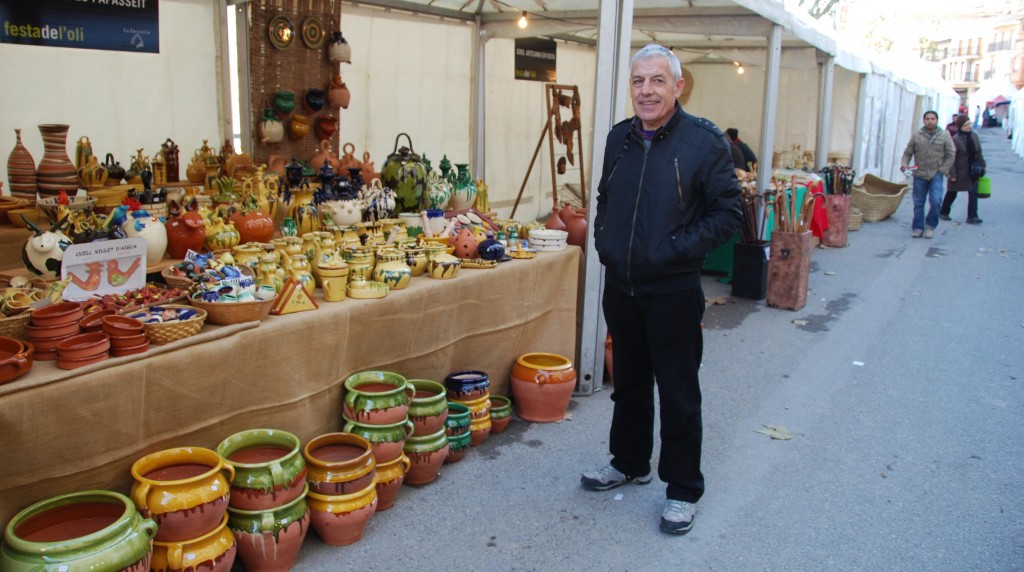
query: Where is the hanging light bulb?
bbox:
[737,65,745,74]
[518,12,528,29]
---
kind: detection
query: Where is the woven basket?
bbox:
[188,295,275,325]
[143,305,207,345]
[0,312,32,341]
[847,207,863,231]
[850,174,909,222]
[161,267,195,290]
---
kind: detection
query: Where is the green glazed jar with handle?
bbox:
[216,428,308,512]
[1,490,157,571]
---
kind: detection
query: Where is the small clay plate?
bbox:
[56,350,108,371]
[301,15,326,49]
[111,341,149,358]
[79,309,117,332]
[57,332,111,360]
[28,333,77,352]
[110,332,147,349]
[30,302,84,327]
[268,15,294,49]
[26,320,82,340]
[102,315,145,336]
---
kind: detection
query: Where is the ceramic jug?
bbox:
[259,108,284,144]
[326,31,352,64]
[380,133,427,214]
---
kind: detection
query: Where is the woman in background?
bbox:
[940,114,985,224]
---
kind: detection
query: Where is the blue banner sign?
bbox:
[0,0,159,53]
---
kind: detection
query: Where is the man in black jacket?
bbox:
[581,44,742,535]
[726,127,758,171]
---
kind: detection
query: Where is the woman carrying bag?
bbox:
[940,114,986,224]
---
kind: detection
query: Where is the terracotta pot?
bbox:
[328,75,351,109]
[407,379,448,436]
[566,211,588,248]
[444,402,471,437]
[451,226,478,260]
[444,431,471,464]
[35,124,78,199]
[306,484,377,547]
[545,206,567,231]
[129,447,234,542]
[558,202,576,225]
[488,395,513,434]
[303,432,376,496]
[230,209,275,244]
[226,486,309,572]
[314,114,339,141]
[342,370,413,425]
[0,490,156,572]
[150,513,236,572]
[444,370,490,401]
[510,353,577,423]
[372,454,410,511]
[468,414,492,447]
[341,415,414,465]
[216,429,307,511]
[402,427,450,486]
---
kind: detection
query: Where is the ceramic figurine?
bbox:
[21,214,73,280]
[121,210,168,266]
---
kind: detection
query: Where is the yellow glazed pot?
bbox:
[306,484,378,547]
[303,432,376,496]
[130,447,234,543]
[150,513,236,572]
[373,454,411,511]
[318,263,349,302]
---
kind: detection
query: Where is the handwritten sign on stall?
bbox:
[61,238,147,301]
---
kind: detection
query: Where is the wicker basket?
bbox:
[188,295,275,325]
[847,207,863,231]
[161,267,195,290]
[0,312,32,341]
[143,305,207,344]
[850,174,909,222]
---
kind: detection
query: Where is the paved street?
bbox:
[283,126,1023,571]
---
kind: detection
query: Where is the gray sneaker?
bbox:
[924,227,934,239]
[912,229,923,238]
[660,499,696,535]
[580,464,652,491]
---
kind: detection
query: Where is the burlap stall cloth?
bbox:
[0,247,580,523]
[0,225,32,270]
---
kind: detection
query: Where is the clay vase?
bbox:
[315,114,339,142]
[342,370,413,425]
[7,128,38,204]
[545,205,567,231]
[407,379,448,436]
[489,395,513,434]
[0,490,156,572]
[303,432,376,496]
[129,446,235,542]
[402,427,449,486]
[342,415,414,465]
[306,483,377,547]
[165,200,207,259]
[226,486,309,572]
[231,209,275,244]
[286,183,321,235]
[288,114,310,141]
[215,429,307,511]
[328,75,351,109]
[510,352,577,423]
[150,513,236,572]
[566,210,589,248]
[372,454,410,511]
[35,124,79,200]
[558,202,576,226]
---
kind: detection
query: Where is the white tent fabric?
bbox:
[1009,88,1024,158]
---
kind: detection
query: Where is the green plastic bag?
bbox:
[977,176,991,199]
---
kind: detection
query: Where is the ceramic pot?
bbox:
[306,484,377,547]
[35,124,78,199]
[288,114,310,141]
[510,352,577,423]
[342,370,413,425]
[341,415,414,465]
[424,172,451,210]
[402,427,449,486]
[451,226,478,260]
[204,216,240,252]
[566,211,588,248]
[226,486,309,572]
[302,432,377,500]
[120,210,167,266]
[558,202,576,226]
[449,163,477,210]
[287,254,315,294]
[372,454,410,511]
[380,133,427,214]
[322,197,364,226]
[545,205,568,231]
[0,491,156,572]
[259,108,284,144]
[7,128,37,204]
[216,429,307,511]
[326,31,352,64]
[150,202,200,257]
[342,248,373,283]
[371,248,412,290]
[445,431,471,464]
[445,370,490,401]
[468,414,492,446]
[489,395,513,434]
[304,88,326,113]
[150,513,236,572]
[314,114,338,141]
[185,157,206,185]
[407,379,448,436]
[231,209,275,244]
[273,91,295,116]
[129,447,235,542]
[318,263,349,302]
[477,233,505,261]
[444,402,471,437]
[327,75,351,109]
[401,244,427,277]
[286,184,320,235]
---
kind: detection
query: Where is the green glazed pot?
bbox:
[1,490,156,571]
[489,395,513,434]
[445,431,472,464]
[216,428,307,511]
[227,484,310,572]
[445,402,471,437]
[343,370,413,425]
[342,414,415,464]
[403,428,449,485]
[408,379,448,436]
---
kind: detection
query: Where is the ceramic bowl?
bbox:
[527,228,568,241]
[55,350,108,370]
[0,339,33,385]
[30,302,84,327]
[109,332,147,349]
[346,278,388,299]
[56,332,111,360]
[79,309,118,332]
[36,195,97,222]
[102,315,145,337]
[34,348,57,362]
[7,207,40,228]
[26,332,76,353]
[25,320,81,340]
[110,340,149,357]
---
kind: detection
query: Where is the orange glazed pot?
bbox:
[509,353,576,423]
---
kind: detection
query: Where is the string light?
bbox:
[518,12,528,29]
[734,61,744,74]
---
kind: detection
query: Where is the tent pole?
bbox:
[472,15,486,180]
[815,55,835,170]
[756,24,783,196]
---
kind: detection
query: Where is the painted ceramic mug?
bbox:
[215,428,307,511]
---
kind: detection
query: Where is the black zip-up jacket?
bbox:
[594,104,742,296]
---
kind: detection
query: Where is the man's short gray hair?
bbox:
[631,44,682,82]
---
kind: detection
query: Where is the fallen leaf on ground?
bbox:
[792,319,809,326]
[755,425,793,440]
[824,271,836,276]
[561,412,573,421]
[706,296,729,305]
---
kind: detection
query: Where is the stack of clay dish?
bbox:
[55,331,110,370]
[78,308,117,333]
[25,301,84,361]
[526,228,568,251]
[0,336,34,385]
[101,315,149,357]
[445,370,492,447]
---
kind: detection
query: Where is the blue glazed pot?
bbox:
[444,370,489,401]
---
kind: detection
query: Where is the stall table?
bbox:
[0,247,580,524]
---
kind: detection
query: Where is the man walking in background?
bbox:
[901,110,955,239]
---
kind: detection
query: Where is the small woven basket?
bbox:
[0,312,32,341]
[847,207,863,231]
[161,267,196,290]
[143,305,207,344]
[188,295,275,325]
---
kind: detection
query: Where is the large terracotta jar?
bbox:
[150,513,236,572]
[566,210,589,248]
[35,124,78,200]
[407,379,448,436]
[0,490,156,572]
[510,352,577,422]
[226,486,309,572]
[129,446,234,542]
[306,484,377,547]
[343,370,413,425]
[303,432,376,496]
[215,428,307,511]
[372,454,410,511]
[402,427,450,486]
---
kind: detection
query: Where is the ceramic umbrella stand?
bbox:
[766,231,812,311]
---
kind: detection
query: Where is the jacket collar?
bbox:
[631,102,683,142]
